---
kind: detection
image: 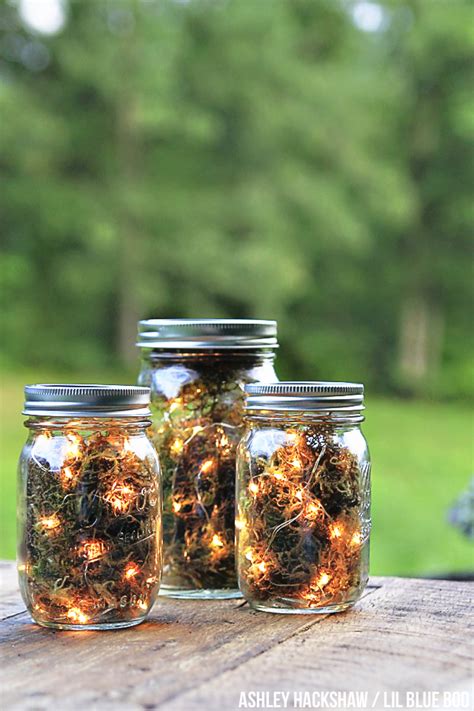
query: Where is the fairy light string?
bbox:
[148,355,266,592]
[238,425,368,608]
[21,425,161,626]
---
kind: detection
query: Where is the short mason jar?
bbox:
[137,319,279,599]
[236,382,371,614]
[17,385,162,630]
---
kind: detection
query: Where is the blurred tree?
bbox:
[0,0,472,398]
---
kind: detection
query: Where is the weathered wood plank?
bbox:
[169,577,473,711]
[0,561,471,711]
[0,561,26,621]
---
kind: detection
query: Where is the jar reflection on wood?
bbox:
[137,319,279,599]
[236,382,371,614]
[17,385,162,630]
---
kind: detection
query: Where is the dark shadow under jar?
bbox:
[137,319,279,599]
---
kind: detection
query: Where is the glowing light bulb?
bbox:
[172,500,182,513]
[171,438,184,455]
[295,488,303,502]
[351,532,362,546]
[245,548,254,562]
[330,524,343,539]
[291,458,302,469]
[81,540,107,561]
[235,517,245,530]
[249,481,259,495]
[137,599,148,611]
[65,433,82,459]
[272,470,284,481]
[305,501,322,520]
[317,572,330,587]
[200,459,214,474]
[256,561,266,573]
[105,483,135,513]
[124,563,140,580]
[67,608,89,624]
[210,534,224,549]
[39,514,61,531]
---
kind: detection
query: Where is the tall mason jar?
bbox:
[137,319,279,599]
[237,382,371,614]
[17,385,162,630]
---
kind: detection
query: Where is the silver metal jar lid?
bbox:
[137,319,278,350]
[244,381,364,412]
[23,384,151,418]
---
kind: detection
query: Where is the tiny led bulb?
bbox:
[330,524,343,539]
[306,501,321,519]
[256,561,266,573]
[317,572,330,587]
[39,515,60,531]
[210,534,224,549]
[67,608,89,624]
[351,532,362,546]
[172,500,182,513]
[295,489,303,502]
[273,470,284,481]
[124,563,140,579]
[235,517,245,530]
[249,481,259,495]
[200,459,214,474]
[171,438,184,455]
[245,548,254,562]
[291,458,302,469]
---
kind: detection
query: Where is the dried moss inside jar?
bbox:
[137,319,279,599]
[236,382,371,614]
[17,385,162,630]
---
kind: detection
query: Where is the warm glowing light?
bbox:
[171,438,184,455]
[330,524,343,539]
[65,433,82,459]
[272,469,284,481]
[172,500,182,513]
[18,564,26,572]
[245,548,254,562]
[249,481,259,495]
[105,483,135,512]
[124,563,140,579]
[39,514,61,531]
[235,517,245,530]
[287,432,299,442]
[351,532,362,546]
[137,599,148,611]
[81,540,107,561]
[219,433,229,448]
[256,561,266,573]
[305,501,322,519]
[200,459,214,474]
[291,458,302,469]
[317,572,331,587]
[210,534,224,549]
[67,608,89,624]
[295,488,303,502]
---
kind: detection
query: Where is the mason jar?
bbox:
[137,319,279,599]
[236,382,371,614]
[17,385,162,630]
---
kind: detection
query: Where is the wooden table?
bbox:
[1,561,472,710]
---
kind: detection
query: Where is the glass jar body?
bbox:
[138,350,278,599]
[236,412,371,613]
[17,417,162,630]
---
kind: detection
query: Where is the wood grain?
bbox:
[0,562,472,711]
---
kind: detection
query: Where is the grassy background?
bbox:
[1,371,472,575]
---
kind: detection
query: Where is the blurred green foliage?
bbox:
[0,0,473,396]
